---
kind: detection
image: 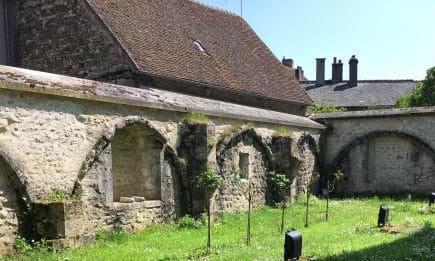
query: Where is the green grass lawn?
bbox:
[4,196,435,260]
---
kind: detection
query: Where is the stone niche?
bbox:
[335,135,435,193]
[79,121,181,234]
[111,125,163,202]
[216,129,271,212]
[31,201,90,249]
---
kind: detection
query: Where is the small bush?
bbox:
[219,125,241,140]
[184,111,211,124]
[176,215,203,229]
[13,237,49,255]
[306,102,347,115]
[13,237,32,254]
[272,127,293,138]
[49,190,70,202]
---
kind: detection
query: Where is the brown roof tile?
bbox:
[86,0,312,105]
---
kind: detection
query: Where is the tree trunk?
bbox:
[247,192,251,246]
[326,181,330,221]
[281,205,285,233]
[207,197,211,255]
[305,190,309,227]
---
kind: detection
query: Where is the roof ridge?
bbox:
[189,0,240,17]
[301,79,417,84]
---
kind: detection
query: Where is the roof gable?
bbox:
[86,0,311,105]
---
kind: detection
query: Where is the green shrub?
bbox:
[184,111,211,124]
[13,237,32,254]
[49,190,70,202]
[306,102,347,115]
[176,215,203,229]
[272,127,293,138]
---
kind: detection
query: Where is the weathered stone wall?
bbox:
[0,66,323,252]
[314,109,435,194]
[216,130,270,211]
[0,160,20,254]
[13,0,307,115]
[16,0,133,84]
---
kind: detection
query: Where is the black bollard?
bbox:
[284,229,302,260]
[378,205,389,227]
[429,192,435,207]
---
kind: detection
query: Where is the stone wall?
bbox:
[13,0,307,115]
[314,109,435,194]
[0,160,20,254]
[0,66,323,253]
[16,0,133,84]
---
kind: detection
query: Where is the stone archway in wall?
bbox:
[329,131,435,193]
[77,118,184,232]
[216,128,273,212]
[0,150,31,254]
[292,135,318,198]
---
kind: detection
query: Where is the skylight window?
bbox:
[194,40,206,53]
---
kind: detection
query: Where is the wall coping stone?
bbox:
[0,65,324,130]
[311,107,435,120]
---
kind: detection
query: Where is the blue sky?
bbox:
[199,0,435,80]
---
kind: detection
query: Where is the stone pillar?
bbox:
[178,123,216,215]
[315,58,326,87]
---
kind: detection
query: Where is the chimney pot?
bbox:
[282,57,293,69]
[295,66,304,81]
[348,55,359,87]
[315,58,326,86]
[332,57,343,83]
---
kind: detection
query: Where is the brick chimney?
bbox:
[295,66,304,81]
[282,57,293,68]
[332,57,343,83]
[0,0,17,66]
[315,58,326,86]
[348,55,358,87]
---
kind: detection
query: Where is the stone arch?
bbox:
[76,117,184,232]
[216,128,273,211]
[329,130,435,193]
[0,147,32,254]
[292,134,319,196]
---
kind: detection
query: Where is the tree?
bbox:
[396,67,435,108]
[196,165,224,255]
[267,171,291,233]
[232,168,260,246]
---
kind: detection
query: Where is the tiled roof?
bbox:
[86,0,312,105]
[301,80,417,108]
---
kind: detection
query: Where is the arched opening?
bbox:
[216,129,272,211]
[77,118,184,233]
[111,124,163,202]
[292,135,318,197]
[329,131,435,193]
[0,154,29,254]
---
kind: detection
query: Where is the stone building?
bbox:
[0,1,325,252]
[1,0,312,115]
[283,56,417,110]
[0,65,322,253]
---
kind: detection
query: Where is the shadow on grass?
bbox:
[320,223,435,261]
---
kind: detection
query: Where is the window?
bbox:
[238,152,250,179]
